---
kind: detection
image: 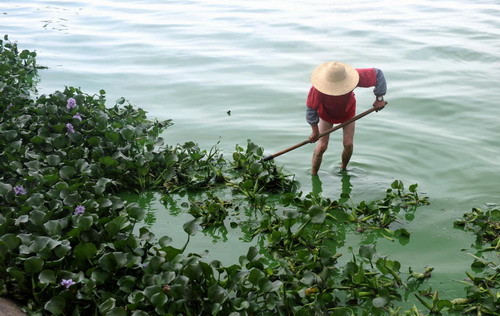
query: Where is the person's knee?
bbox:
[343,141,353,151]
[315,142,328,155]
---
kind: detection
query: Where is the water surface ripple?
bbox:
[2,0,499,296]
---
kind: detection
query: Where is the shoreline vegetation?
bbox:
[1,35,498,315]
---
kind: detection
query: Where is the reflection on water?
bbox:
[311,175,323,195]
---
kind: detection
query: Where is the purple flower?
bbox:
[60,279,75,289]
[74,205,85,215]
[66,123,75,134]
[67,98,76,110]
[73,113,82,121]
[14,185,27,196]
[7,103,13,110]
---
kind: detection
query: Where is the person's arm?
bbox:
[373,68,387,96]
[358,68,387,111]
[306,107,320,142]
[306,87,321,142]
[373,68,387,111]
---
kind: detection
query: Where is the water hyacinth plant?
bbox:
[65,123,74,134]
[13,185,27,196]
[72,113,82,121]
[60,279,75,289]
[1,35,498,315]
[73,205,85,215]
[66,97,76,110]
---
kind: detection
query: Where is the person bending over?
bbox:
[306,61,387,174]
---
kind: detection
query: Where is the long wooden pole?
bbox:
[261,106,378,162]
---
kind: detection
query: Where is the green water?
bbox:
[2,0,499,301]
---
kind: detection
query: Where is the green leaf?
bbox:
[44,296,66,315]
[87,136,101,146]
[183,218,200,236]
[105,216,128,236]
[372,296,389,308]
[143,285,162,299]
[105,131,120,144]
[127,290,145,304]
[246,246,259,262]
[249,162,263,174]
[184,263,203,280]
[63,193,80,206]
[394,228,410,238]
[2,130,18,141]
[99,253,118,272]
[1,234,20,250]
[24,256,44,274]
[30,135,45,144]
[52,135,67,149]
[53,240,71,258]
[300,271,317,285]
[39,270,56,284]
[29,210,46,226]
[7,267,25,283]
[147,256,165,272]
[74,242,97,261]
[232,298,249,311]
[77,215,93,230]
[208,285,227,303]
[118,275,136,293]
[25,160,41,170]
[120,126,136,141]
[59,166,77,180]
[44,220,63,236]
[409,183,418,193]
[158,236,172,247]
[26,193,44,208]
[105,308,128,316]
[331,308,354,316]
[99,156,118,167]
[94,177,112,195]
[248,268,265,285]
[43,174,60,186]
[91,269,110,284]
[359,245,376,261]
[127,205,146,221]
[99,298,116,314]
[308,205,326,224]
[0,182,12,196]
[258,278,273,292]
[436,299,453,310]
[150,292,168,307]
[163,246,182,261]
[20,49,30,59]
[394,228,411,245]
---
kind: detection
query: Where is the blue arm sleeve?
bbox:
[374,68,387,96]
[306,107,319,125]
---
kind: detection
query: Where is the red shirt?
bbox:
[306,68,378,124]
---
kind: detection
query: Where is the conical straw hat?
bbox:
[311,61,359,96]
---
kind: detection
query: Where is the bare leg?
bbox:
[311,119,333,175]
[341,122,355,169]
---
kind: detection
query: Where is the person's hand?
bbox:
[373,100,388,112]
[309,130,319,143]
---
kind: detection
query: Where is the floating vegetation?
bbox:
[1,35,498,315]
[454,207,500,251]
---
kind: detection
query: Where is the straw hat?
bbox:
[311,61,359,96]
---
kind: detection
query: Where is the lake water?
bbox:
[2,0,499,301]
